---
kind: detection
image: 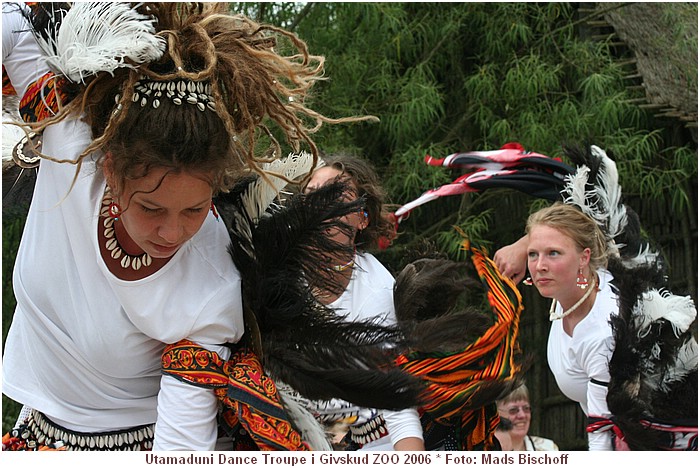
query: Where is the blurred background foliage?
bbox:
[229,2,696,268]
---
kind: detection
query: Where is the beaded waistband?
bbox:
[7,409,155,451]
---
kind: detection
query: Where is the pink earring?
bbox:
[109,201,122,220]
[522,277,533,286]
[576,268,589,289]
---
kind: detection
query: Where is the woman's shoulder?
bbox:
[187,214,241,281]
[355,252,394,287]
[529,435,559,451]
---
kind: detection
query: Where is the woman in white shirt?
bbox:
[2,2,354,451]
[525,203,616,451]
[301,154,425,451]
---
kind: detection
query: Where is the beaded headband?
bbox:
[114,78,216,114]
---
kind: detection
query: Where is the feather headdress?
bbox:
[30,2,166,83]
[391,141,697,449]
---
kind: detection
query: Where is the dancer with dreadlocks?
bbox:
[1,2,374,451]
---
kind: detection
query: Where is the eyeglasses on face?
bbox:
[504,405,531,416]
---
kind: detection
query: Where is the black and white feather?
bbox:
[605,254,698,450]
[561,145,628,256]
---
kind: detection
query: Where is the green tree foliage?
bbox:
[230,2,696,266]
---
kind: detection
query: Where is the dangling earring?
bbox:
[522,277,533,286]
[210,201,219,221]
[576,268,589,289]
[358,210,369,231]
[109,201,122,220]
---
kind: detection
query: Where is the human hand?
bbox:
[494,235,529,284]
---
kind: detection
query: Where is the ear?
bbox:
[579,247,591,268]
[358,210,369,230]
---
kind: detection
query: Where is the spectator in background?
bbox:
[497,384,559,451]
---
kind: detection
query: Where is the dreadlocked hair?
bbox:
[22,2,376,194]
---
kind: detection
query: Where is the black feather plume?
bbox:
[216,178,425,410]
[607,253,698,450]
[394,258,493,353]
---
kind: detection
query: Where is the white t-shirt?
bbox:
[327,252,423,450]
[2,117,244,450]
[547,269,617,451]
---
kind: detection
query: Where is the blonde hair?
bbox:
[498,384,530,405]
[526,202,609,272]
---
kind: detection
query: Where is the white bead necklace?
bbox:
[100,190,153,271]
[549,278,598,321]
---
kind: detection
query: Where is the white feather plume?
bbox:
[562,146,629,255]
[240,151,318,224]
[634,289,697,338]
[34,2,166,83]
[277,382,333,450]
[562,166,592,212]
[620,243,659,268]
[590,145,628,250]
[662,338,699,387]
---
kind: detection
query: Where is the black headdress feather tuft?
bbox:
[394,258,493,353]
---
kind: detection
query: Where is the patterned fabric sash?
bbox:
[3,67,69,123]
[18,71,69,122]
[162,340,310,451]
[396,243,523,450]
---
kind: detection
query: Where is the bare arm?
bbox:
[494,235,529,283]
[393,437,425,451]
